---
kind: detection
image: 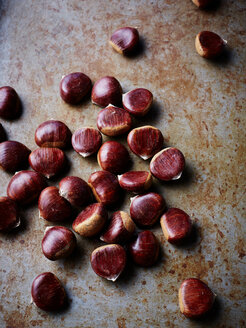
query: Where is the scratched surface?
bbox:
[0,0,245,327]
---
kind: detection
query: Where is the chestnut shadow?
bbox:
[208,46,234,68]
[115,250,137,286]
[62,241,85,268]
[190,296,223,324]
[48,155,71,182]
[203,0,221,12]
[124,36,146,59]
[134,100,164,127]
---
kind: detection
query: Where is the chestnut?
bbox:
[0,86,21,120]
[72,127,102,157]
[192,0,213,8]
[31,272,67,311]
[42,226,76,260]
[7,170,47,205]
[91,76,122,107]
[59,176,92,208]
[195,31,225,59]
[35,120,72,149]
[72,203,108,237]
[0,140,31,172]
[38,186,72,222]
[150,147,185,181]
[60,72,92,104]
[109,27,139,55]
[0,123,6,142]
[123,88,153,117]
[127,126,163,160]
[0,197,20,232]
[90,244,126,281]
[118,171,152,194]
[160,208,192,244]
[129,230,159,267]
[88,171,120,206]
[29,148,66,178]
[100,211,135,244]
[97,104,132,136]
[130,192,165,227]
[97,140,130,174]
[179,278,215,318]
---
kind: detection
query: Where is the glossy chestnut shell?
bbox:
[0,197,20,232]
[195,31,224,59]
[0,123,6,142]
[109,27,139,55]
[72,127,102,157]
[118,171,152,194]
[123,88,153,116]
[91,76,122,107]
[0,86,21,120]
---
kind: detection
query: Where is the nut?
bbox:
[195,31,225,59]
[60,72,92,104]
[129,230,159,267]
[0,140,31,172]
[38,186,73,222]
[130,192,165,226]
[179,278,215,318]
[7,170,47,205]
[0,197,20,232]
[72,203,108,237]
[59,176,92,208]
[29,148,66,179]
[90,244,127,281]
[35,120,72,149]
[97,140,130,174]
[127,125,163,160]
[97,104,132,136]
[118,171,152,193]
[31,272,67,311]
[192,0,213,8]
[109,27,139,55]
[100,211,135,244]
[72,127,102,157]
[0,123,6,142]
[150,147,185,181]
[91,76,122,107]
[0,86,21,120]
[42,226,77,260]
[123,88,153,116]
[88,171,120,206]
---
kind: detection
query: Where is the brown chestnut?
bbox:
[35,120,72,149]
[7,170,47,205]
[72,127,102,157]
[129,230,159,267]
[150,147,185,181]
[72,203,108,237]
[0,140,31,172]
[160,208,192,244]
[59,176,92,208]
[0,197,20,232]
[97,105,132,136]
[60,72,92,104]
[42,226,76,260]
[100,211,135,244]
[29,148,66,178]
[0,86,21,120]
[90,244,126,281]
[118,171,152,194]
[195,31,225,59]
[109,27,139,55]
[179,278,215,318]
[97,141,130,174]
[123,88,153,117]
[127,126,163,160]
[0,123,6,142]
[130,192,165,227]
[192,0,213,8]
[38,186,72,222]
[91,76,122,107]
[31,272,67,311]
[88,171,120,206]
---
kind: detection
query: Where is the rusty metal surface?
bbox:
[0,0,245,327]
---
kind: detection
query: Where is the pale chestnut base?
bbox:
[109,40,124,55]
[160,217,170,241]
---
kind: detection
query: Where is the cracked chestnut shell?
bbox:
[90,244,127,281]
[123,88,153,117]
[91,76,122,107]
[31,272,67,311]
[192,0,213,8]
[127,126,163,160]
[0,197,20,232]
[179,278,215,318]
[118,171,152,194]
[0,123,6,142]
[0,86,21,120]
[60,72,92,104]
[109,27,139,55]
[7,170,47,205]
[195,31,224,59]
[72,127,102,157]
[35,120,72,149]
[0,140,31,172]
[97,104,132,136]
[150,147,185,181]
